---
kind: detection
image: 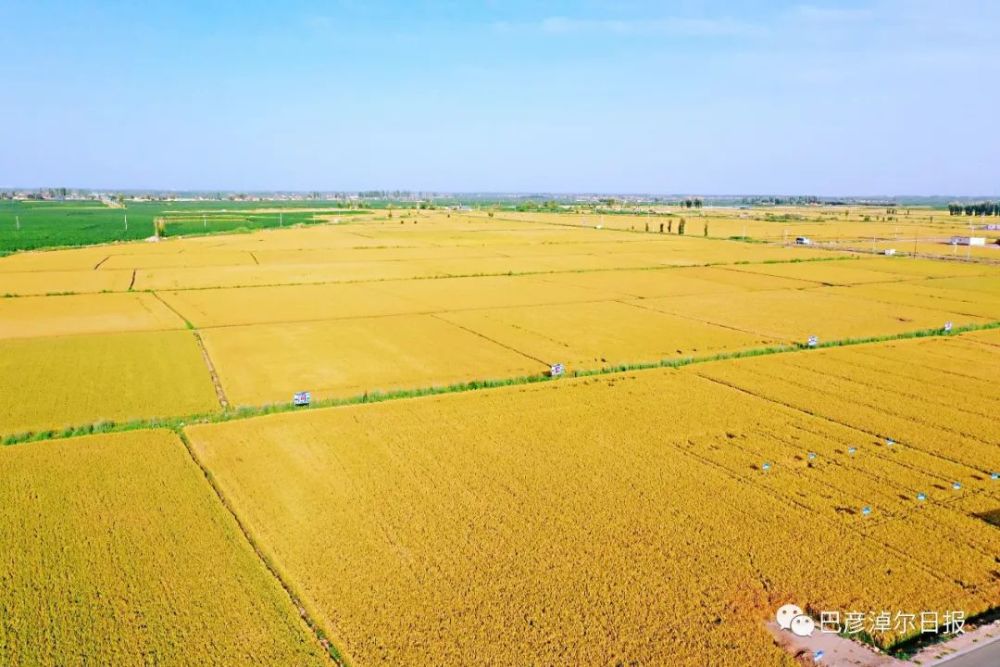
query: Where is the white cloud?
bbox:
[790,5,875,23]
[499,15,762,38]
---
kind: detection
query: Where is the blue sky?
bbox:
[1,1,997,195]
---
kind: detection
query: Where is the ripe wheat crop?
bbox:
[0,430,327,665]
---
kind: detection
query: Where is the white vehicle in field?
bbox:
[950,236,986,246]
[794,236,812,245]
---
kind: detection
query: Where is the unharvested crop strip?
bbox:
[175,431,348,667]
[3,321,998,447]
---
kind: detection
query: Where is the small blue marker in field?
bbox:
[861,506,872,516]
[992,472,999,481]
[885,438,895,446]
[848,447,857,455]
[814,649,825,661]
[952,482,962,490]
[762,462,772,472]
[916,492,927,501]
[807,452,817,461]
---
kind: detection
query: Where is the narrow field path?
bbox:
[192,331,229,410]
[148,291,230,410]
[175,431,347,666]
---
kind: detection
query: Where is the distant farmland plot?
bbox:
[436,299,773,367]
[632,288,991,342]
[0,268,133,296]
[0,201,140,251]
[199,314,546,406]
[0,200,370,252]
[0,292,185,340]
[0,330,220,435]
[157,281,420,327]
[0,430,327,665]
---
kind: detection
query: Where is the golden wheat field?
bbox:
[199,314,546,406]
[726,259,923,286]
[185,334,999,665]
[825,282,1000,320]
[0,268,133,296]
[1,207,999,665]
[0,292,184,340]
[0,330,220,434]
[634,288,990,342]
[526,265,813,297]
[499,208,1000,256]
[0,429,326,665]
[436,299,773,367]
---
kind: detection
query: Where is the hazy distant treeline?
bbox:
[948,201,1000,216]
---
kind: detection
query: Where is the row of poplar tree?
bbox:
[948,202,1000,216]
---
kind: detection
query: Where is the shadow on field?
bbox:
[974,508,1000,528]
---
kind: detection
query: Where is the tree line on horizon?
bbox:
[948,201,1000,216]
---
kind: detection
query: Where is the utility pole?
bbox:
[124,212,128,232]
[203,214,207,229]
[15,215,20,231]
